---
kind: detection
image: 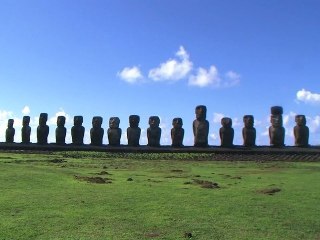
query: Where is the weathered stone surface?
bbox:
[37,113,49,144]
[171,118,184,147]
[6,119,15,143]
[220,117,234,147]
[242,115,256,147]
[108,117,121,146]
[294,115,309,147]
[127,115,141,147]
[147,116,161,147]
[269,106,285,147]
[71,116,85,145]
[193,105,209,147]
[21,116,31,144]
[90,116,104,146]
[56,116,66,145]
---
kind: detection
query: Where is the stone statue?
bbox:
[108,117,121,146]
[269,106,285,147]
[193,105,209,147]
[71,116,85,145]
[5,119,15,143]
[171,118,184,147]
[56,116,66,145]
[294,115,309,147]
[21,116,31,144]
[219,117,234,147]
[37,113,49,144]
[242,115,256,147]
[127,115,141,147]
[90,116,104,146]
[147,116,161,147]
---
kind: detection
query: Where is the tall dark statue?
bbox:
[108,117,121,146]
[71,116,85,145]
[219,117,234,147]
[37,113,49,144]
[56,116,66,145]
[171,118,184,147]
[147,116,161,147]
[21,116,31,144]
[193,105,209,147]
[127,115,141,147]
[294,115,309,147]
[90,116,104,146]
[6,119,15,143]
[269,106,285,147]
[242,115,256,147]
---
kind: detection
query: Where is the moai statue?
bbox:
[242,115,256,147]
[147,116,161,147]
[21,116,31,144]
[127,115,141,147]
[6,119,15,143]
[219,117,234,147]
[171,118,184,147]
[294,115,309,147]
[193,105,209,147]
[269,106,285,147]
[108,117,121,146]
[90,116,104,146]
[37,113,49,144]
[71,116,85,145]
[56,116,66,145]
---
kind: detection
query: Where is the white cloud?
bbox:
[224,71,241,87]
[296,89,320,104]
[22,106,30,115]
[118,66,143,84]
[189,66,220,88]
[213,113,225,124]
[148,46,193,81]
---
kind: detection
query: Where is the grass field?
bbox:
[0,151,319,240]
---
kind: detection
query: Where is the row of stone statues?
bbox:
[4,106,310,147]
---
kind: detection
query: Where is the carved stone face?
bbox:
[109,117,120,129]
[172,118,183,128]
[23,116,30,126]
[195,105,207,121]
[39,113,48,126]
[129,115,140,128]
[295,115,306,126]
[149,116,160,128]
[271,115,282,127]
[74,116,83,126]
[8,119,14,128]
[92,117,103,128]
[57,116,66,127]
[221,117,232,128]
[243,115,254,128]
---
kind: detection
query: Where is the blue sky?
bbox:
[0,0,319,145]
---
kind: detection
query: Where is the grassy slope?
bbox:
[0,152,319,240]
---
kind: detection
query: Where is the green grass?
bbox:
[0,151,319,239]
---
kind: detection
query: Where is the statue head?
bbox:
[74,116,83,126]
[271,115,283,127]
[23,116,30,126]
[172,118,183,128]
[295,115,306,126]
[129,115,140,128]
[39,113,48,126]
[8,119,14,128]
[271,106,283,115]
[57,116,66,127]
[109,117,120,129]
[243,115,254,128]
[195,105,207,121]
[92,116,103,128]
[149,116,160,128]
[221,117,232,128]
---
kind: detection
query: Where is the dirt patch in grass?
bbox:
[257,188,281,195]
[193,179,220,189]
[74,175,112,184]
[49,158,66,163]
[145,232,162,238]
[97,171,111,175]
[171,169,183,173]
